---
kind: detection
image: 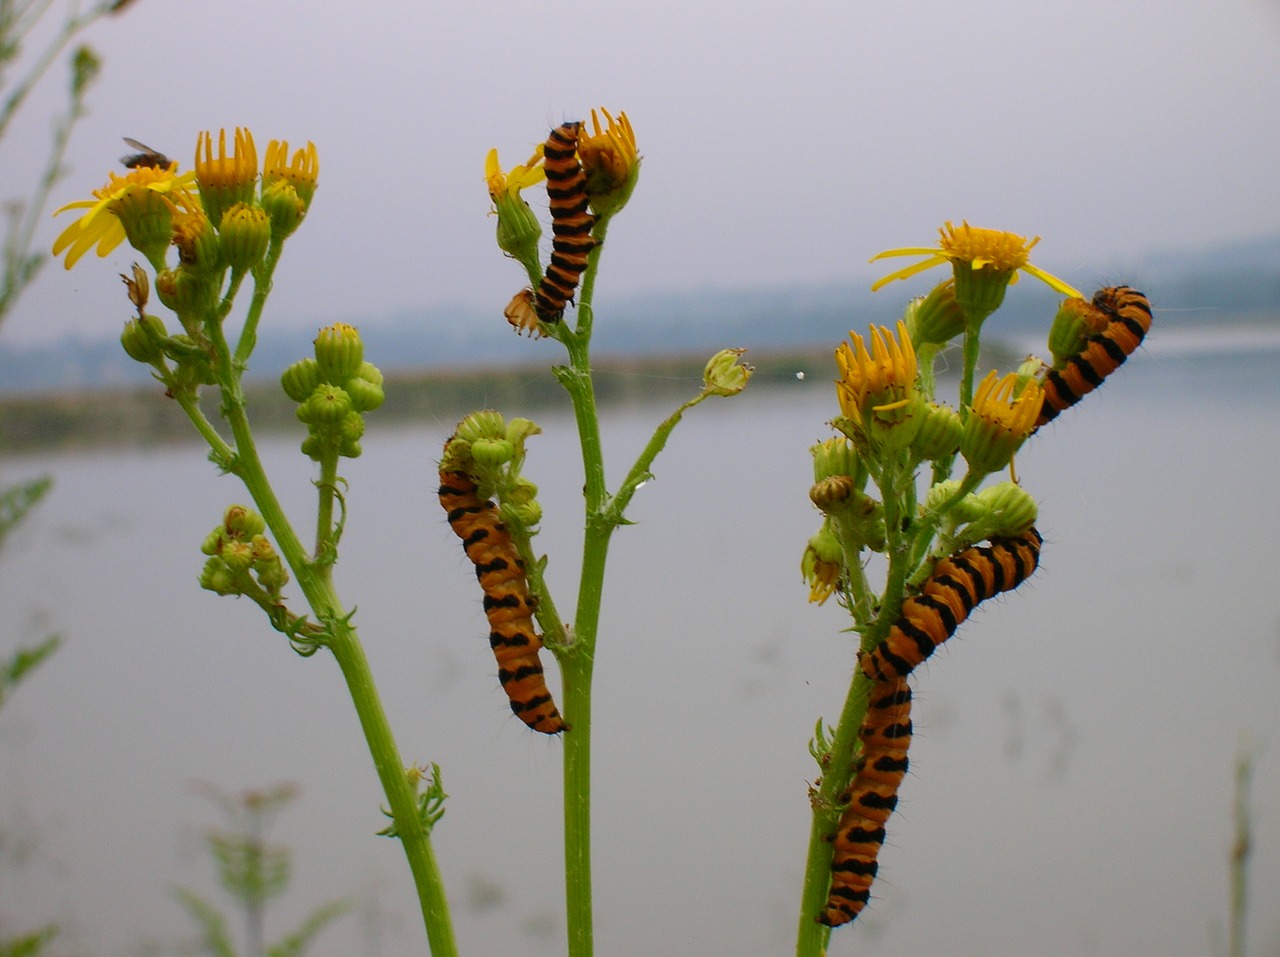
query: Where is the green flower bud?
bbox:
[218,202,271,271]
[299,384,352,424]
[340,438,363,459]
[494,193,543,271]
[339,410,365,444]
[200,528,224,556]
[172,210,223,278]
[905,280,966,347]
[261,179,306,239]
[850,493,887,552]
[344,375,384,412]
[470,437,514,469]
[505,476,539,506]
[300,434,323,460]
[250,535,289,593]
[120,314,166,364]
[153,269,179,311]
[703,348,753,397]
[163,267,219,319]
[224,505,266,539]
[1047,295,1106,365]
[314,323,364,383]
[220,539,254,572]
[281,358,322,403]
[254,556,289,595]
[811,437,860,485]
[199,556,240,595]
[912,402,963,461]
[456,410,506,445]
[502,499,542,528]
[924,479,983,523]
[974,481,1038,537]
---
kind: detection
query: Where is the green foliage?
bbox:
[0,634,60,712]
[0,927,57,957]
[0,476,51,551]
[174,783,350,957]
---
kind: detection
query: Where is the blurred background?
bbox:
[1,1,1277,955]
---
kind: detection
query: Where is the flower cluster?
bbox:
[58,128,322,402]
[801,222,1076,606]
[441,410,544,530]
[54,127,318,274]
[281,323,385,461]
[199,505,288,599]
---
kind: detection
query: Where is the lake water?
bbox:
[1,340,1278,957]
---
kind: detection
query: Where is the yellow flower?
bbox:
[835,321,917,421]
[484,146,545,202]
[960,370,1045,474]
[485,147,545,268]
[194,128,258,232]
[264,139,320,208]
[578,108,639,216]
[195,129,258,187]
[52,165,198,269]
[835,321,924,452]
[871,221,1081,298]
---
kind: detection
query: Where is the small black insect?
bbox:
[119,137,171,170]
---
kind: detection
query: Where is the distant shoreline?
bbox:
[0,347,850,455]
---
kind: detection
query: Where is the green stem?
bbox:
[794,667,874,957]
[313,449,339,575]
[959,325,981,413]
[197,321,457,956]
[556,313,607,957]
[905,467,983,573]
[234,243,284,368]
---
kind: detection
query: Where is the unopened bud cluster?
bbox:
[199,504,288,598]
[443,410,544,530]
[282,323,384,461]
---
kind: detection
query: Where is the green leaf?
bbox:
[0,926,58,957]
[0,476,52,551]
[0,635,61,712]
[171,886,238,957]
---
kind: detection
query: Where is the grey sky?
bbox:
[5,0,1279,346]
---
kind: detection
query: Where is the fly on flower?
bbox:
[120,138,173,170]
[52,164,199,269]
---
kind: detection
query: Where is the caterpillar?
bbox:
[533,122,596,323]
[859,527,1042,682]
[819,677,913,927]
[1036,286,1152,427]
[438,465,566,734]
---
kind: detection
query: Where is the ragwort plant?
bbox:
[51,113,753,957]
[795,222,1151,955]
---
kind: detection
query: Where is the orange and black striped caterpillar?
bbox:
[1036,286,1152,427]
[438,464,566,734]
[533,121,596,323]
[820,677,913,927]
[859,527,1042,682]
